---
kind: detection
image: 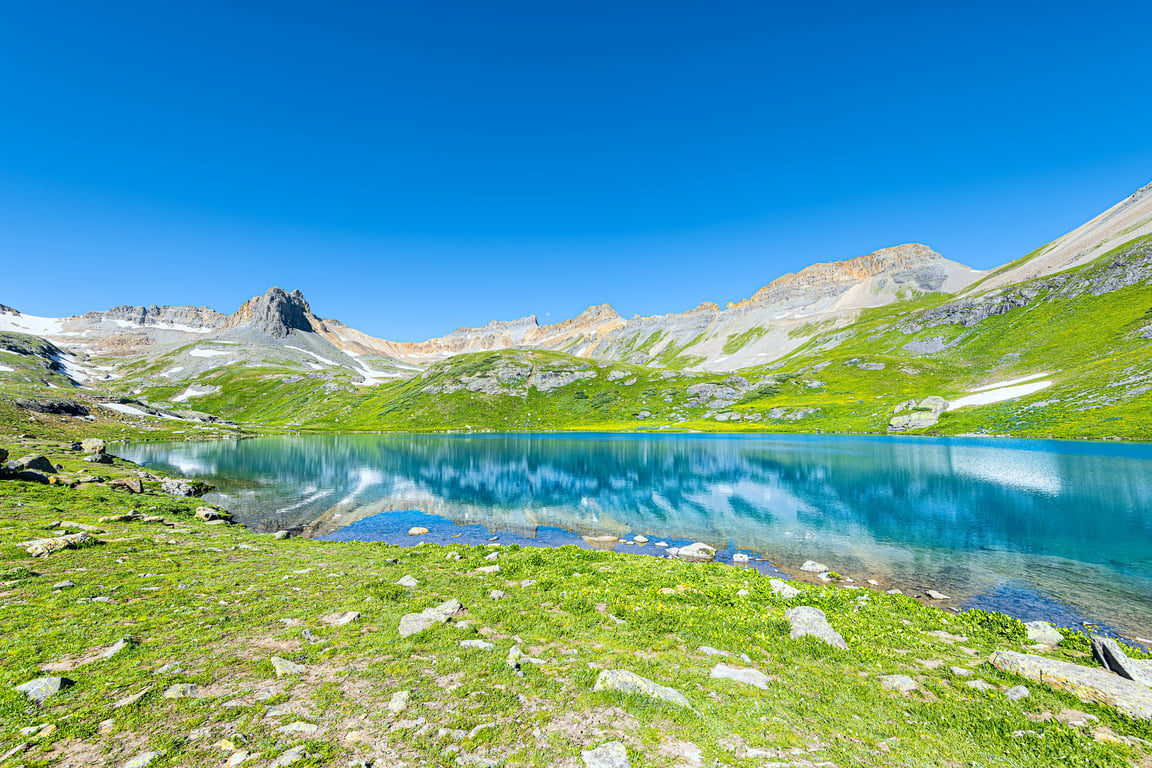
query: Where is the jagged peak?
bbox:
[572,303,621,323]
[451,315,540,335]
[225,287,314,339]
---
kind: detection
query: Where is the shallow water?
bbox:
[118,432,1152,639]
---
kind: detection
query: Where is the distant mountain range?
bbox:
[2,180,1150,439]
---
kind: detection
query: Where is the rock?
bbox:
[967,679,997,691]
[84,453,113,464]
[520,579,536,587]
[665,547,679,557]
[15,676,71,704]
[881,675,918,692]
[769,579,800,598]
[1091,636,1152,687]
[81,438,107,454]
[1024,621,1063,646]
[321,611,361,626]
[277,721,318,735]
[0,447,6,463]
[398,599,463,637]
[799,560,828,573]
[388,690,410,713]
[593,669,691,708]
[474,565,501,575]
[950,666,972,676]
[732,553,750,564]
[461,639,494,650]
[195,507,223,521]
[23,531,97,557]
[581,741,630,768]
[274,531,291,539]
[507,646,523,669]
[99,637,133,661]
[269,745,307,767]
[123,751,163,768]
[484,552,499,561]
[396,575,419,588]
[52,580,75,589]
[113,687,151,708]
[489,589,507,600]
[710,663,772,689]
[1006,685,1030,701]
[270,657,305,677]
[163,683,199,699]
[991,650,1152,720]
[161,479,201,497]
[784,606,848,650]
[736,589,749,596]
[407,527,430,536]
[654,541,668,548]
[677,542,716,563]
[110,477,143,494]
[633,535,648,544]
[9,454,56,473]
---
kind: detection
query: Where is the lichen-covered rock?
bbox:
[23,531,98,558]
[784,606,848,650]
[271,657,305,677]
[593,669,690,708]
[15,676,71,704]
[80,438,107,454]
[990,650,1152,720]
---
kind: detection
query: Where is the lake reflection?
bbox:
[118,433,1152,638]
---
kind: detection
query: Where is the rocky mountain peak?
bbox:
[225,287,314,338]
[750,243,943,304]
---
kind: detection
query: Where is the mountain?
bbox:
[2,180,1150,440]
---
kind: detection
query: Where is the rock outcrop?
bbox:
[225,288,315,338]
[990,650,1152,720]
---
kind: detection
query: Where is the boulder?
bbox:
[23,531,98,557]
[9,454,55,474]
[163,683,199,699]
[81,438,107,454]
[799,560,828,573]
[321,611,361,626]
[110,477,143,494]
[270,657,306,677]
[1091,636,1152,687]
[84,453,113,464]
[1006,685,1030,701]
[990,650,1152,720]
[195,507,223,521]
[161,479,198,496]
[784,606,848,650]
[732,553,750,564]
[1024,621,1063,646]
[677,542,716,563]
[709,663,772,690]
[582,741,630,768]
[769,579,800,598]
[15,676,71,704]
[398,599,463,637]
[123,751,163,768]
[407,527,430,536]
[396,575,418,588]
[881,674,918,692]
[593,669,691,708]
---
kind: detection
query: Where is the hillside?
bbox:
[1,184,1151,441]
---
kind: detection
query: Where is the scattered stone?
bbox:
[398,599,463,637]
[84,453,113,464]
[967,679,997,691]
[784,606,848,650]
[507,646,523,669]
[195,507,223,521]
[114,687,151,708]
[15,676,71,704]
[53,580,75,589]
[163,683,199,699]
[732,553,750,564]
[990,650,1152,720]
[160,479,201,497]
[633,535,648,544]
[388,690,410,713]
[520,579,536,588]
[1024,621,1063,646]
[950,666,972,677]
[461,639,494,650]
[274,531,291,539]
[396,575,419,588]
[926,590,950,600]
[710,663,772,689]
[881,675,918,693]
[769,579,800,598]
[654,541,668,548]
[269,745,308,767]
[474,565,502,575]
[490,589,507,600]
[81,438,107,454]
[278,721,318,735]
[123,751,163,768]
[407,527,430,536]
[736,589,749,596]
[581,741,630,768]
[1006,685,1030,701]
[23,531,97,557]
[677,542,716,563]
[321,611,361,626]
[593,669,691,708]
[485,552,499,561]
[271,657,305,677]
[886,588,903,595]
[9,454,56,473]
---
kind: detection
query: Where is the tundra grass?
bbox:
[1,442,1150,767]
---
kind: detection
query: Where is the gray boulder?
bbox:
[784,606,848,650]
[881,674,918,692]
[271,657,306,677]
[582,741,629,768]
[709,663,772,690]
[80,438,107,454]
[990,650,1152,720]
[1091,636,1152,687]
[9,454,55,473]
[769,579,800,598]
[398,599,463,637]
[677,542,716,563]
[23,531,97,558]
[1024,621,1063,645]
[593,669,690,708]
[15,676,71,704]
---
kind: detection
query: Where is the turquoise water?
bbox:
[118,433,1152,639]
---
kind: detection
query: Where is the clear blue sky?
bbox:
[2,1,1150,340]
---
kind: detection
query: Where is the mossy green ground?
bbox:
[2,440,1151,767]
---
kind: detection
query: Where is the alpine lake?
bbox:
[117,432,1152,644]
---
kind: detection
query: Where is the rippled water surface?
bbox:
[118,433,1152,639]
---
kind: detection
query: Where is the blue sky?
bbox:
[1,1,1150,340]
